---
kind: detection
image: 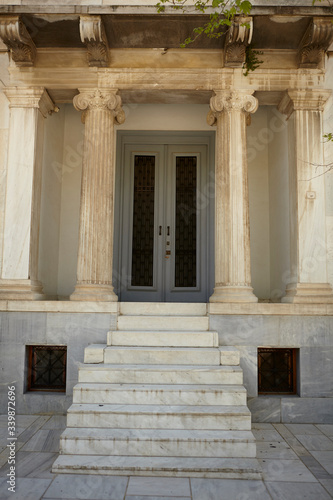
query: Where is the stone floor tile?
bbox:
[311,451,333,475]
[296,434,333,451]
[259,459,317,482]
[256,441,298,460]
[43,474,129,499]
[16,416,51,447]
[319,479,333,497]
[0,428,26,445]
[42,416,67,430]
[252,429,284,442]
[301,455,332,480]
[127,477,191,497]
[316,425,333,437]
[21,429,63,453]
[272,424,311,457]
[191,478,271,500]
[0,451,57,479]
[15,415,40,428]
[265,481,332,500]
[0,416,8,427]
[0,448,11,469]
[0,476,52,499]
[126,497,191,500]
[252,423,276,430]
[285,424,324,436]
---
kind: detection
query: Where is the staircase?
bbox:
[52,303,261,479]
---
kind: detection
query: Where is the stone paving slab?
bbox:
[0,416,332,499]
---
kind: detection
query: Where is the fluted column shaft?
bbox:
[70,89,125,301]
[278,89,333,303]
[208,90,258,303]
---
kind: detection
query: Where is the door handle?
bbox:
[159,225,162,236]
[167,226,170,236]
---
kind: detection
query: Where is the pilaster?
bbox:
[0,87,55,300]
[208,90,259,303]
[278,89,333,303]
[70,88,125,302]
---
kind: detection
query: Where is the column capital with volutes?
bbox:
[73,88,125,124]
[207,90,258,126]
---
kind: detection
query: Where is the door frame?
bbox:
[113,131,215,302]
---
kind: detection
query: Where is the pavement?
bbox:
[0,415,332,499]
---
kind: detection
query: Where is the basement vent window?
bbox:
[27,345,67,392]
[258,348,297,395]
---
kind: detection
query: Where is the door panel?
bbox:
[119,143,208,302]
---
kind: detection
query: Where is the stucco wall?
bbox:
[324,54,333,289]
[267,108,290,301]
[0,53,9,277]
[57,105,84,299]
[38,108,65,298]
[248,106,271,300]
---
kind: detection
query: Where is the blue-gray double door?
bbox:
[117,138,212,302]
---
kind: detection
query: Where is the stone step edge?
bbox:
[73,382,247,392]
[84,345,240,365]
[78,363,243,372]
[60,428,255,441]
[107,330,219,347]
[119,302,208,316]
[52,455,262,479]
[67,403,251,416]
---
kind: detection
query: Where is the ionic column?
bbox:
[278,89,333,303]
[70,89,125,301]
[208,90,258,303]
[0,87,55,300]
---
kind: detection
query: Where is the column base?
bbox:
[282,283,333,304]
[70,283,118,302]
[209,285,258,303]
[0,279,45,300]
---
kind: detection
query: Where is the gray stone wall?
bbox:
[210,314,333,424]
[0,312,117,414]
[1,311,332,423]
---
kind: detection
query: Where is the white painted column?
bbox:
[0,87,55,300]
[70,89,125,301]
[278,89,333,303]
[208,90,258,303]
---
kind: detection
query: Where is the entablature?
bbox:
[6,66,327,106]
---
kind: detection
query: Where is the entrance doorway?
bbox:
[114,133,214,302]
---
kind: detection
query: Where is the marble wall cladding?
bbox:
[0,311,116,414]
[237,346,258,397]
[281,398,333,424]
[211,315,333,348]
[299,347,333,398]
[210,314,280,346]
[1,311,333,420]
[212,314,333,423]
[248,397,281,423]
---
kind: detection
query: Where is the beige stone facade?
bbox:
[0,1,332,426]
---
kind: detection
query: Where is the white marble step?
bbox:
[59,428,256,458]
[67,404,251,430]
[107,330,219,347]
[72,383,247,406]
[119,302,207,316]
[118,315,209,331]
[104,346,221,365]
[52,455,261,479]
[78,364,244,385]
